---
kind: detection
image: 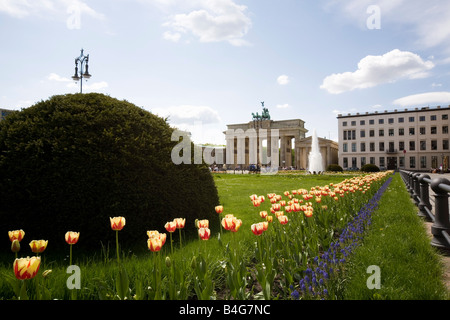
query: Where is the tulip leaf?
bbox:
[115,265,130,300]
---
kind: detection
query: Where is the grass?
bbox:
[0,172,448,300]
[341,173,449,300]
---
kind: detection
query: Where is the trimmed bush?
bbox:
[361,164,380,172]
[326,164,343,172]
[0,93,219,254]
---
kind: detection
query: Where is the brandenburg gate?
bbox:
[224,103,308,170]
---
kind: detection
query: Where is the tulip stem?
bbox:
[179,229,182,249]
[69,244,73,266]
[116,230,120,265]
[169,232,173,255]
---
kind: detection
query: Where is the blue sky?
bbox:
[1,0,450,145]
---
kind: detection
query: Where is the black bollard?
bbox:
[430,177,450,250]
[418,174,433,221]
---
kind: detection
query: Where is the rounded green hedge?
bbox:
[0,93,219,254]
[326,164,343,172]
[361,164,380,172]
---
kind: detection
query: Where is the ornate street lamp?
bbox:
[71,48,91,93]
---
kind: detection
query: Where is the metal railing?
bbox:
[400,170,450,250]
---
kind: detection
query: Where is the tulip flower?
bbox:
[266,216,273,223]
[110,216,126,231]
[8,229,25,242]
[11,239,20,254]
[198,227,211,240]
[65,231,80,245]
[278,215,289,225]
[251,223,264,236]
[110,217,126,264]
[13,256,41,280]
[196,219,209,229]
[173,218,185,249]
[65,231,80,266]
[147,230,160,238]
[173,218,185,229]
[221,216,242,232]
[148,237,163,252]
[215,205,224,214]
[165,221,176,233]
[29,240,48,254]
[259,211,268,219]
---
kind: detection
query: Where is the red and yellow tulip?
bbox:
[29,240,48,254]
[65,231,80,245]
[8,230,25,242]
[13,256,41,280]
[198,227,211,240]
[164,221,177,233]
[110,216,126,231]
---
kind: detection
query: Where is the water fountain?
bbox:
[307,129,323,174]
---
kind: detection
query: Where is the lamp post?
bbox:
[71,49,91,93]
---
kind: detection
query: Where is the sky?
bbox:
[1,0,450,146]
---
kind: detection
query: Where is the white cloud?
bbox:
[163,31,181,42]
[161,0,251,46]
[151,105,221,125]
[0,0,105,21]
[47,73,108,91]
[276,104,290,109]
[325,0,450,52]
[277,75,289,85]
[393,91,450,107]
[320,49,434,94]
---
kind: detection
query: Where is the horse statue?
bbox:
[261,107,270,120]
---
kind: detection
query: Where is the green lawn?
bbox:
[0,172,447,300]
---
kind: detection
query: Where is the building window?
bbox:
[410,156,416,169]
[398,117,404,123]
[432,156,438,168]
[419,116,426,121]
[431,140,437,150]
[420,156,427,169]
[420,140,426,151]
[361,157,366,167]
[431,126,437,134]
[443,114,448,120]
[351,143,357,152]
[399,157,405,168]
[443,140,449,150]
[443,126,448,134]
[399,128,404,136]
[369,119,374,125]
[370,157,375,165]
[379,157,385,168]
[352,130,356,140]
[388,129,394,136]
[343,131,347,140]
[370,143,375,152]
[361,143,366,152]
[352,157,357,168]
[369,130,375,137]
[379,142,384,152]
[420,127,426,135]
[343,157,348,168]
[360,130,365,138]
[360,120,365,125]
[343,143,348,152]
[409,128,415,135]
[431,115,437,121]
[399,141,405,151]
[379,119,384,124]
[379,129,384,137]
[343,121,347,127]
[409,117,415,122]
[409,141,415,151]
[351,121,356,126]
[388,118,394,124]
